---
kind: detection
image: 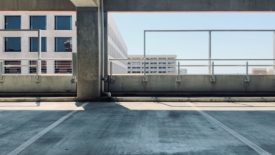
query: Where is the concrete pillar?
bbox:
[76,7,101,100]
[103,12,108,91]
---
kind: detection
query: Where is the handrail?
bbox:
[109,58,275,61]
[109,58,275,76]
[145,29,275,32]
[143,29,275,75]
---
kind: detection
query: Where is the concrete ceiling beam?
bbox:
[70,0,99,7]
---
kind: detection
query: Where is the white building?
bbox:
[0,12,128,75]
[252,68,274,75]
[108,15,128,74]
[0,11,76,74]
[127,55,177,74]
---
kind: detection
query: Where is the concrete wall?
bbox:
[109,75,275,95]
[0,75,76,93]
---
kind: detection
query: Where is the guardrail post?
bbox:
[143,58,148,83]
[176,61,181,83]
[0,61,4,83]
[108,61,113,92]
[178,61,180,75]
[72,52,78,83]
[208,31,212,75]
[210,62,216,83]
[143,31,148,83]
[244,61,250,83]
[38,29,42,76]
[0,61,3,75]
[35,29,42,83]
[110,61,113,79]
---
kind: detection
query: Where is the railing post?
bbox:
[210,61,216,83]
[246,61,249,76]
[37,29,42,76]
[176,61,181,83]
[143,31,148,82]
[0,61,3,75]
[144,30,146,77]
[208,31,212,75]
[110,61,113,78]
[0,61,3,83]
[178,61,180,75]
[245,61,250,83]
[212,62,215,75]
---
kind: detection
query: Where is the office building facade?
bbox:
[108,15,128,74]
[127,55,177,74]
[0,12,128,75]
[0,11,76,74]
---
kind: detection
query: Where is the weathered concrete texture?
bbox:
[104,0,275,11]
[0,0,75,11]
[208,110,275,153]
[77,8,101,100]
[109,75,275,95]
[0,75,76,93]
[71,0,98,7]
[0,110,69,155]
[0,102,274,155]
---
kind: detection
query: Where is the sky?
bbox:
[110,12,275,74]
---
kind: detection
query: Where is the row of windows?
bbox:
[128,71,167,74]
[4,16,72,30]
[3,37,72,52]
[3,60,72,74]
[128,62,176,65]
[128,66,172,69]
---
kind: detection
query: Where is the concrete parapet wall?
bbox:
[0,75,76,93]
[109,75,275,94]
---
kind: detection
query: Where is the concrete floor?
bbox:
[0,102,275,155]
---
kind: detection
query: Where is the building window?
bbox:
[4,61,21,74]
[55,61,72,74]
[55,16,72,30]
[55,37,72,52]
[5,16,21,29]
[29,61,47,74]
[159,71,167,74]
[30,16,46,30]
[5,37,21,52]
[30,37,47,52]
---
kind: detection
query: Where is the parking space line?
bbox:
[7,103,89,155]
[188,102,271,155]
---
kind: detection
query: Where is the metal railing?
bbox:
[143,29,275,75]
[109,58,275,76]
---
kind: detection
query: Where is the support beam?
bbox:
[70,0,98,7]
[0,0,75,11]
[76,7,101,100]
[104,0,275,12]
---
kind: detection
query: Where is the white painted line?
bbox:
[7,103,89,155]
[188,102,271,155]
